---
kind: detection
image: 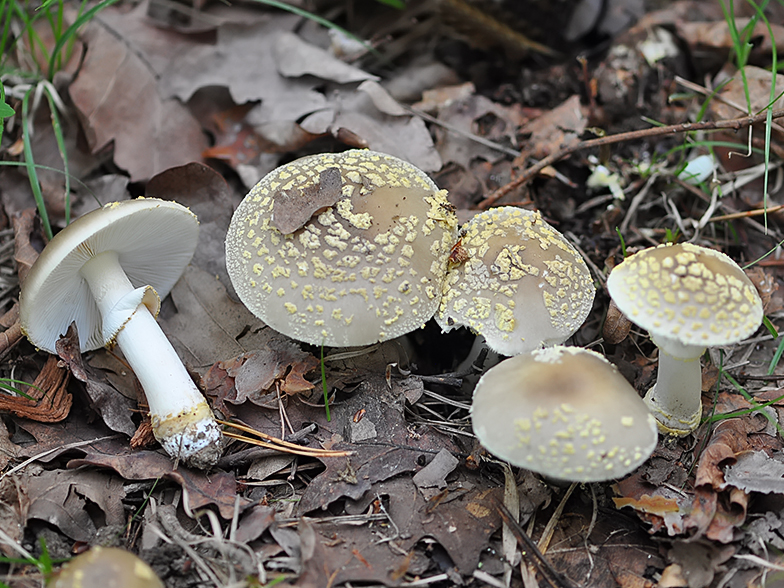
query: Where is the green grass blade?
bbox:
[769,331,784,374]
[320,343,331,422]
[0,84,14,137]
[21,87,53,240]
[47,0,120,80]
[719,368,784,436]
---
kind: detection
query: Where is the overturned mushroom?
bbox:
[606,242,763,436]
[20,199,221,469]
[437,207,595,356]
[471,346,657,482]
[225,150,458,347]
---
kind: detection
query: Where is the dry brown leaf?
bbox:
[202,343,318,410]
[158,265,270,370]
[613,493,681,515]
[745,266,781,314]
[69,22,207,181]
[270,167,343,234]
[676,18,784,56]
[12,208,40,287]
[24,468,126,542]
[710,66,784,132]
[55,323,137,437]
[603,298,632,344]
[694,418,750,489]
[0,355,71,422]
[519,94,587,159]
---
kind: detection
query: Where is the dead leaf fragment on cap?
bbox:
[271,167,343,234]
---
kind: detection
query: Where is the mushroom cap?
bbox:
[20,198,199,354]
[51,546,164,588]
[471,346,658,482]
[225,150,458,347]
[437,207,595,356]
[606,242,763,352]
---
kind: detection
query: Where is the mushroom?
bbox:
[225,150,457,347]
[606,242,764,436]
[50,546,164,588]
[471,346,658,482]
[20,198,222,469]
[437,206,595,356]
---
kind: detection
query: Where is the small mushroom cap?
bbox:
[606,243,763,352]
[50,546,164,588]
[225,150,457,347]
[471,346,657,482]
[437,207,595,356]
[20,199,199,353]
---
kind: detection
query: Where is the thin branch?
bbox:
[478,109,784,209]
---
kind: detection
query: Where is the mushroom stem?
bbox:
[79,251,221,468]
[644,338,704,436]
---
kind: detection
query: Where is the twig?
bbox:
[0,434,121,481]
[496,501,579,588]
[217,419,351,458]
[479,109,784,209]
[217,424,317,468]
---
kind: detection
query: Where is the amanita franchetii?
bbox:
[437,206,595,356]
[471,346,658,482]
[20,198,222,469]
[606,242,763,436]
[225,149,457,347]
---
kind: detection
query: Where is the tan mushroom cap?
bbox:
[437,207,595,356]
[225,150,458,347]
[606,242,763,351]
[471,346,658,482]
[51,547,164,588]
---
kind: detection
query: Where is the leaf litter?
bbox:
[5,0,784,586]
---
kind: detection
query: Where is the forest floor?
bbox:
[3,0,784,587]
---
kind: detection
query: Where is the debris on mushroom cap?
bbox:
[20,198,199,354]
[50,546,164,588]
[606,242,764,350]
[436,207,595,356]
[225,149,458,347]
[471,346,658,482]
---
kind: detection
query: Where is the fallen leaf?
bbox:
[24,469,125,542]
[69,22,208,181]
[297,83,443,171]
[613,494,681,515]
[434,93,524,168]
[12,208,40,286]
[519,94,587,159]
[234,504,275,543]
[694,418,750,490]
[271,167,343,234]
[676,18,784,57]
[0,354,71,422]
[273,32,378,84]
[55,323,137,437]
[158,265,270,371]
[666,540,735,588]
[298,372,458,513]
[412,448,459,500]
[710,66,784,132]
[203,343,318,410]
[724,450,784,495]
[69,449,250,519]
